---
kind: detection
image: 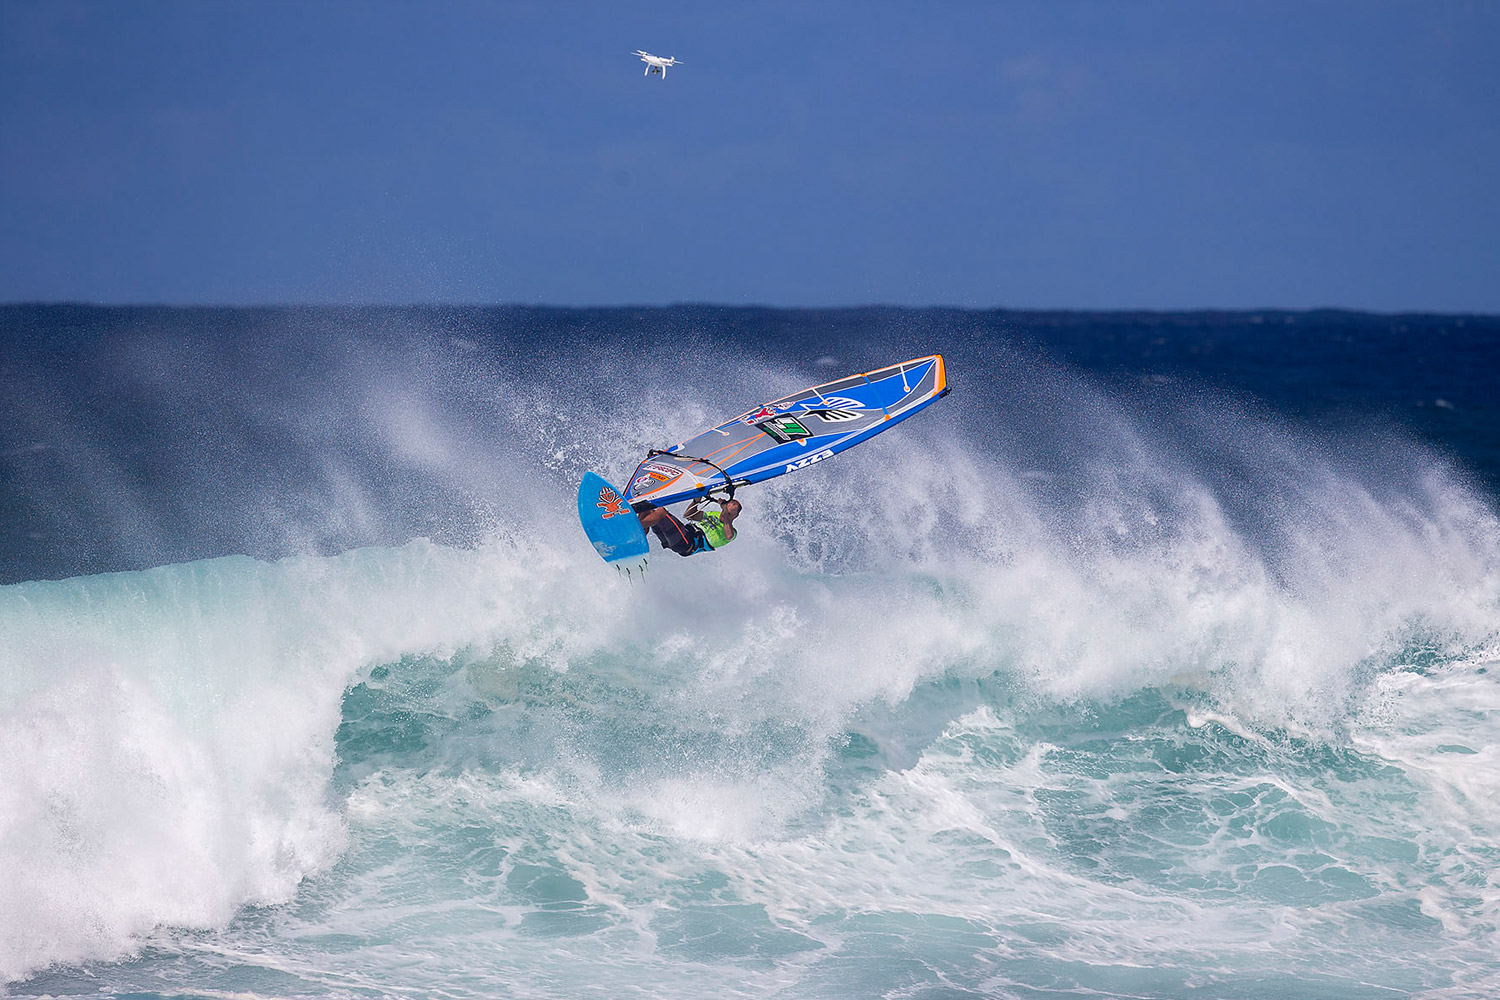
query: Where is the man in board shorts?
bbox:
[631,496,740,557]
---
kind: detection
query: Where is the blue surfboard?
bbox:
[577,472,650,565]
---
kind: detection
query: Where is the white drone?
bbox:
[634,50,681,79]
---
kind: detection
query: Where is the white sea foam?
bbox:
[0,537,621,982]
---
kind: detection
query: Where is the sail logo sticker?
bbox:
[756,415,813,444]
[630,461,683,494]
[596,486,631,519]
[788,396,866,422]
[740,405,777,424]
[785,448,834,472]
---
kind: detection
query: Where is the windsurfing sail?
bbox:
[623,355,948,506]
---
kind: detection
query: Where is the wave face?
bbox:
[3,306,1500,998]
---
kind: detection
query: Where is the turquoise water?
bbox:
[3,309,1499,997]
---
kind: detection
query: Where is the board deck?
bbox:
[577,472,650,564]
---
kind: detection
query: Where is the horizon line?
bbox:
[2,301,1497,320]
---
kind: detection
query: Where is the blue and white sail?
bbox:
[623,355,948,506]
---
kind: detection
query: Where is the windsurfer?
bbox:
[632,497,740,557]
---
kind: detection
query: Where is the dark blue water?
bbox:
[3,305,1499,999]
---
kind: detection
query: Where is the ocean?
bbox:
[2,304,1498,999]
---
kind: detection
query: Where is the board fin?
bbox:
[616,558,648,582]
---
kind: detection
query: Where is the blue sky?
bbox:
[1,1,1496,310]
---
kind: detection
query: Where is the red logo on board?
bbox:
[597,486,630,519]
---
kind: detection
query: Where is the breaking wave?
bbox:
[3,315,1499,997]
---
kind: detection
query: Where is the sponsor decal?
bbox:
[638,460,682,478]
[756,415,813,444]
[740,404,777,425]
[785,448,834,473]
[804,408,862,422]
[596,486,631,519]
[784,395,867,422]
[744,396,866,424]
[629,460,684,494]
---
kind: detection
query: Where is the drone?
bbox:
[634,50,681,79]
